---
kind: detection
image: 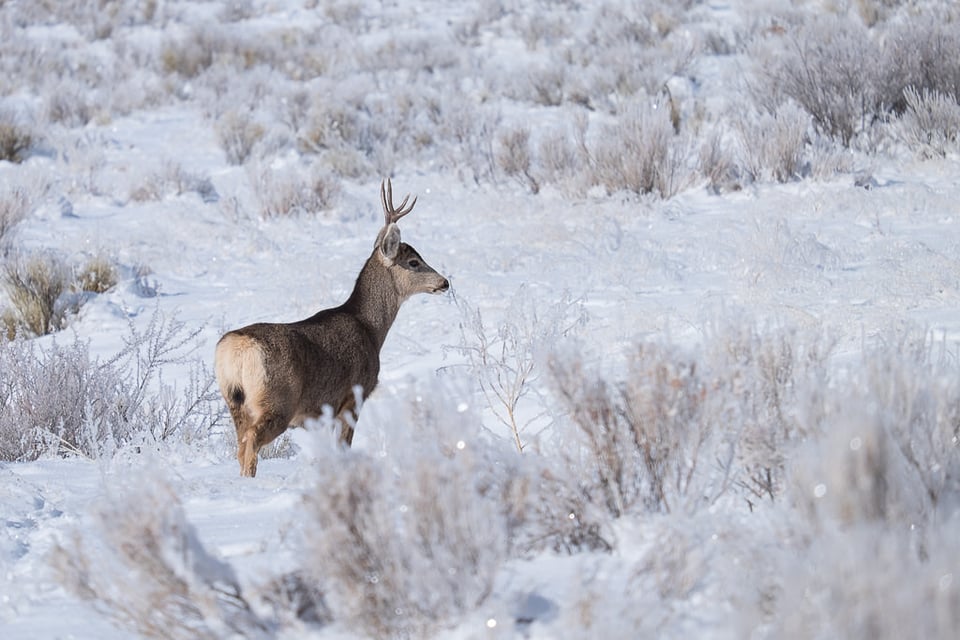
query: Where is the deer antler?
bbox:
[380,178,417,225]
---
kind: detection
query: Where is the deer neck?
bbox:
[343,254,402,349]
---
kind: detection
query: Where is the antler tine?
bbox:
[380,178,417,225]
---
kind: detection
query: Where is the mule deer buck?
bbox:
[215,179,449,477]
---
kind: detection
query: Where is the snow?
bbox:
[2,0,960,638]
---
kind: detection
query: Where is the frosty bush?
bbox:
[301,448,507,638]
[297,382,609,637]
[74,254,118,295]
[495,126,539,194]
[753,15,884,147]
[772,333,960,638]
[0,309,222,461]
[585,97,691,198]
[452,287,587,453]
[704,321,834,507]
[51,474,267,640]
[896,86,960,158]
[216,109,265,165]
[250,163,340,219]
[549,342,730,517]
[736,103,809,183]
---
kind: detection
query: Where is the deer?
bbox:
[214,179,450,477]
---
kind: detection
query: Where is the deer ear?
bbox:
[379,223,401,262]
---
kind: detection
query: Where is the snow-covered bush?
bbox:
[896,86,960,158]
[0,309,222,461]
[549,342,731,517]
[495,126,539,194]
[249,163,340,219]
[51,473,267,640]
[216,109,266,165]
[297,383,608,637]
[452,287,587,453]
[771,332,960,639]
[736,103,810,183]
[585,97,691,198]
[752,15,884,147]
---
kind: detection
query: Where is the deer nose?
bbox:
[436,278,450,293]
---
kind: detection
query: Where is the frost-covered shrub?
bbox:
[250,163,340,219]
[896,86,960,158]
[770,331,960,637]
[698,128,741,194]
[536,121,584,187]
[549,343,729,517]
[0,338,127,460]
[770,526,960,640]
[705,322,834,507]
[453,288,587,453]
[216,110,265,165]
[0,309,222,461]
[495,126,539,194]
[753,15,884,147]
[130,162,218,203]
[585,97,691,198]
[736,103,810,183]
[301,447,507,638]
[883,12,960,112]
[298,383,608,637]
[51,474,267,640]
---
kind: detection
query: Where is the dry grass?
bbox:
[0,117,35,163]
[0,186,31,244]
[2,252,72,337]
[75,254,118,294]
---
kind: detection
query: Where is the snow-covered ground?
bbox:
[1,0,959,638]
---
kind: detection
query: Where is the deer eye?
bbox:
[407,258,421,268]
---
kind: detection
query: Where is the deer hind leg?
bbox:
[240,411,292,478]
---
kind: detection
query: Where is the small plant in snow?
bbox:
[549,342,731,517]
[217,109,265,165]
[585,97,691,198]
[250,163,340,219]
[736,103,809,183]
[74,253,118,295]
[299,428,508,637]
[495,125,540,194]
[451,287,586,452]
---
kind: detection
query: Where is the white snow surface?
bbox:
[1,0,959,638]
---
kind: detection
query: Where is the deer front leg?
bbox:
[335,395,359,447]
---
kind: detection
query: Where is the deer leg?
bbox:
[226,402,251,470]
[335,395,359,447]
[240,411,292,478]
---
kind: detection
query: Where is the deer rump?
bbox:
[215,315,379,444]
